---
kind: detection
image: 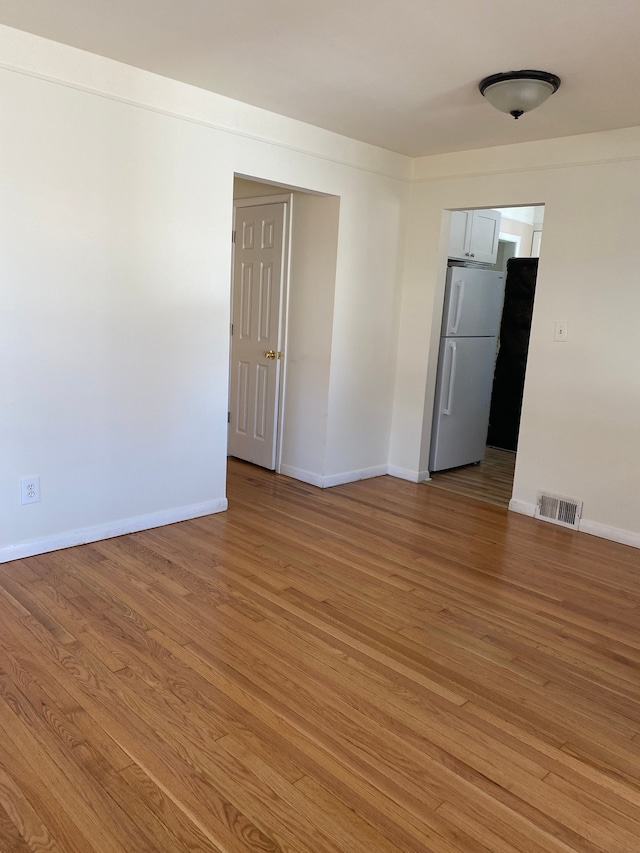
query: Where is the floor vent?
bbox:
[535,492,582,530]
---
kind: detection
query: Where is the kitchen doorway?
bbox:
[427,446,515,507]
[426,204,544,508]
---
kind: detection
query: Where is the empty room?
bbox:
[1,2,640,851]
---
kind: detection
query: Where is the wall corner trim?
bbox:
[0,498,228,564]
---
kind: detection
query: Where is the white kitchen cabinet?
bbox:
[448,210,474,260]
[448,208,501,264]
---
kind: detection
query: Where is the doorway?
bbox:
[427,204,544,508]
[228,175,341,482]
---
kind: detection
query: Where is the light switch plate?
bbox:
[554,321,568,342]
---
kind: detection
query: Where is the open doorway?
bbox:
[228,175,341,482]
[229,186,291,471]
[426,204,544,507]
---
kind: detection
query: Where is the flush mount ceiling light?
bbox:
[479,70,561,119]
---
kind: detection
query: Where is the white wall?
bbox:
[280,192,340,482]
[0,25,410,560]
[390,127,640,544]
[498,216,535,257]
[324,178,407,483]
[4,25,639,559]
[496,206,538,225]
[233,178,291,199]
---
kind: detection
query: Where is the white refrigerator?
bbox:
[429,266,505,472]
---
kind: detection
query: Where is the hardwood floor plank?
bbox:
[1,604,278,852]
[464,701,640,809]
[0,764,64,853]
[0,459,638,851]
[146,631,454,853]
[426,446,516,508]
[192,615,615,851]
[434,800,568,853]
[290,773,412,853]
[0,702,122,853]
[116,763,225,853]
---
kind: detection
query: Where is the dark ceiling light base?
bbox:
[479,70,561,119]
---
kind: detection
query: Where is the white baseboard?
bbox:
[509,499,640,549]
[387,466,431,483]
[0,498,228,564]
[508,498,536,516]
[279,464,387,489]
[279,465,325,488]
[578,518,640,549]
[323,465,388,488]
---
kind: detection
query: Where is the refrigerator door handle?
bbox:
[450,280,465,334]
[443,341,457,416]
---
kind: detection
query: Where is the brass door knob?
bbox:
[264,350,276,360]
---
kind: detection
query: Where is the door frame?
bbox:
[498,232,521,258]
[424,204,544,503]
[230,194,293,473]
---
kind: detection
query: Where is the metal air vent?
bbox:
[535,492,582,530]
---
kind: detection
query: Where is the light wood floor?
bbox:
[427,446,516,507]
[0,460,639,852]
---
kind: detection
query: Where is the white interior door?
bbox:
[229,202,286,469]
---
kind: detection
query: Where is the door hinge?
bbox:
[227,411,231,424]
[230,323,233,336]
[232,230,236,244]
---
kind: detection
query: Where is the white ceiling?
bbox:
[0,0,638,157]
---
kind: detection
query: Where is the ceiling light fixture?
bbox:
[479,70,561,119]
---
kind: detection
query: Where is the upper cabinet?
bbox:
[448,209,501,265]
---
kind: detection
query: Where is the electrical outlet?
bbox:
[20,476,40,505]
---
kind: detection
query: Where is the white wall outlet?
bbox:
[20,476,40,505]
[554,321,568,342]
